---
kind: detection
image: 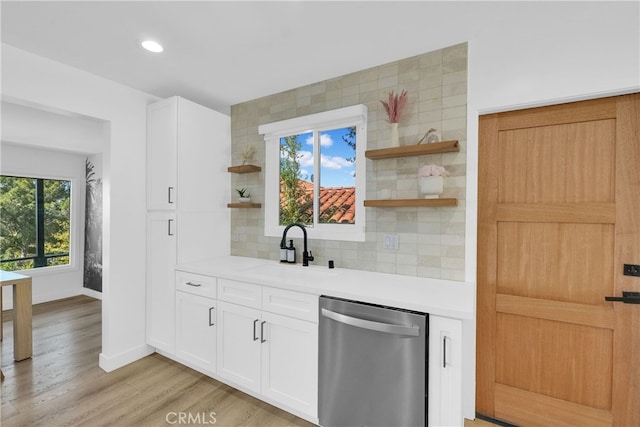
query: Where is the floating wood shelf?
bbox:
[365,140,459,160]
[364,198,458,208]
[227,203,262,208]
[227,164,262,173]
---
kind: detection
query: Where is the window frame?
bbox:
[259,104,367,242]
[0,173,75,273]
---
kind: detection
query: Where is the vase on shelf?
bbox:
[419,176,444,199]
[390,122,400,147]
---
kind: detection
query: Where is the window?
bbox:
[259,105,367,242]
[0,175,71,271]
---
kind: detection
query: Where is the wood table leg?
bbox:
[13,280,32,361]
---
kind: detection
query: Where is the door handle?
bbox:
[209,307,215,326]
[443,335,449,368]
[260,321,267,343]
[605,291,640,304]
[168,186,174,204]
[253,319,259,341]
[321,308,420,336]
[168,219,174,236]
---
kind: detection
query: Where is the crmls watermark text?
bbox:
[166,412,217,425]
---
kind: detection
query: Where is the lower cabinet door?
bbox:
[175,291,217,374]
[429,315,463,427]
[261,311,318,418]
[146,212,176,353]
[216,301,262,393]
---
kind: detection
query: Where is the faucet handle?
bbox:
[307,251,314,262]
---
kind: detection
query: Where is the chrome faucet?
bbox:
[281,223,314,266]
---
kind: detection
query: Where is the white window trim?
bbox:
[258,104,367,242]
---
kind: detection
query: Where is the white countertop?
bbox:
[176,256,474,320]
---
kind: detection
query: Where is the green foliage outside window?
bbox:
[0,176,71,271]
[279,135,312,225]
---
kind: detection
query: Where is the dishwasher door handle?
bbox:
[321,308,420,337]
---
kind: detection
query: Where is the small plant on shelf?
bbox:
[241,145,256,165]
[417,164,449,199]
[236,187,251,202]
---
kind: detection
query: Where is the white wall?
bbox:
[2,43,159,371]
[0,144,86,307]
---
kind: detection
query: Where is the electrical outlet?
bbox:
[383,234,399,250]
[623,264,640,277]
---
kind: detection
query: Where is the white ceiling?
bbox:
[0,1,473,114]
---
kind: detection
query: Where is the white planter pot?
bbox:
[419,176,444,199]
[239,197,251,203]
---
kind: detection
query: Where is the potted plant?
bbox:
[417,164,449,198]
[236,187,251,203]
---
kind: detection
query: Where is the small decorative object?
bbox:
[417,128,440,144]
[380,89,408,147]
[241,145,256,165]
[417,164,450,199]
[236,187,251,202]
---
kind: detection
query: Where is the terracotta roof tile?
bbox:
[281,180,356,224]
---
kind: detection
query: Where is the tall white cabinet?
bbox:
[146,96,230,354]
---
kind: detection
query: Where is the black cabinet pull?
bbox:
[209,307,214,326]
[253,319,259,341]
[168,219,174,236]
[605,291,640,304]
[443,336,448,368]
[261,321,267,343]
[168,187,174,204]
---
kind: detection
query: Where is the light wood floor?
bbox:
[2,295,491,427]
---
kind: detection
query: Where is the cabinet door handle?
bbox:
[443,335,449,368]
[253,319,259,341]
[168,186,174,204]
[209,307,215,326]
[260,321,267,343]
[168,219,174,236]
[185,281,201,287]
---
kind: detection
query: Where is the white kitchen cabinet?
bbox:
[216,300,262,393]
[147,98,178,211]
[146,96,230,212]
[146,96,230,355]
[175,290,217,374]
[429,315,463,427]
[146,212,176,353]
[215,280,319,421]
[261,311,318,418]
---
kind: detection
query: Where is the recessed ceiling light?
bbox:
[141,40,163,53]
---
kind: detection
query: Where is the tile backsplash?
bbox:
[230,43,467,281]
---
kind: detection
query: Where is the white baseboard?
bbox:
[82,287,103,300]
[99,344,155,372]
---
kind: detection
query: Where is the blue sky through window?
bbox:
[282,127,355,188]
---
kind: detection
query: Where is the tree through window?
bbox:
[0,175,71,271]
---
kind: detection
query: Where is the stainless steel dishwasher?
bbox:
[319,295,428,427]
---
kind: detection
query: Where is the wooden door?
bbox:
[477,94,640,426]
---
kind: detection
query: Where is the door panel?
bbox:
[477,94,640,426]
[497,222,614,304]
[496,313,613,408]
